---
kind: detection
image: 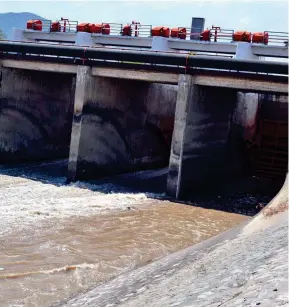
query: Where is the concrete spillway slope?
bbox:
[62,175,288,307]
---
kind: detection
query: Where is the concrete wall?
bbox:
[232,93,288,142]
[229,93,260,175]
[0,67,177,172]
[76,77,177,179]
[259,94,288,121]
[0,67,75,163]
[181,86,237,194]
[3,64,286,187]
[167,75,238,198]
[229,92,288,180]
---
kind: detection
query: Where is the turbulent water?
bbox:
[0,160,254,307]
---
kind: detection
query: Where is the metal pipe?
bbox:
[3,53,288,85]
[0,41,288,75]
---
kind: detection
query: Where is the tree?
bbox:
[0,28,6,40]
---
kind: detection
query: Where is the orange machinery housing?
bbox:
[50,21,61,32]
[27,20,43,31]
[77,23,110,34]
[200,29,211,41]
[171,27,187,39]
[151,26,170,38]
[122,25,132,36]
[252,32,269,44]
[77,23,90,32]
[233,31,252,42]
[99,23,110,35]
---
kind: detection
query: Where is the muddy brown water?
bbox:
[0,162,250,307]
[0,200,248,307]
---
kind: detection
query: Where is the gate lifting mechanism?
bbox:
[27,18,78,33]
[171,27,187,40]
[77,23,110,35]
[25,18,289,46]
[121,21,152,37]
[121,21,140,37]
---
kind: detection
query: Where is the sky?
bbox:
[0,0,288,32]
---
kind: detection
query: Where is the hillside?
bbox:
[0,12,45,40]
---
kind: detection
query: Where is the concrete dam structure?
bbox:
[0,65,177,176]
[0,33,288,199]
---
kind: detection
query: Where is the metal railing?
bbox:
[137,24,152,37]
[58,19,78,33]
[101,22,122,35]
[24,19,289,47]
[27,19,51,32]
[211,26,234,42]
[265,31,289,46]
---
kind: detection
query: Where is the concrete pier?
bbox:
[167,75,194,199]
[67,66,92,182]
[167,75,238,198]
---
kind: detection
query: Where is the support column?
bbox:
[75,32,93,47]
[235,42,259,60]
[167,75,237,199]
[167,74,194,199]
[67,65,92,182]
[151,37,172,51]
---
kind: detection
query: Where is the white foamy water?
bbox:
[0,161,156,237]
[0,160,248,307]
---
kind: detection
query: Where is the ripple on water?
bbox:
[0,198,248,307]
[0,163,249,307]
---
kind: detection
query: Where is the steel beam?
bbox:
[168,39,237,54]
[194,75,288,94]
[91,67,179,84]
[2,59,286,93]
[1,41,287,75]
[1,59,77,74]
[252,44,289,58]
[92,34,152,48]
[22,31,77,43]
[20,30,288,58]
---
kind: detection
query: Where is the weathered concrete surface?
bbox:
[61,175,288,307]
[75,77,177,179]
[0,66,177,175]
[232,93,259,142]
[259,94,288,121]
[167,75,238,198]
[194,74,288,94]
[67,66,92,182]
[229,92,260,176]
[0,67,75,162]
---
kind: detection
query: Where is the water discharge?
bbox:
[0,161,249,307]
